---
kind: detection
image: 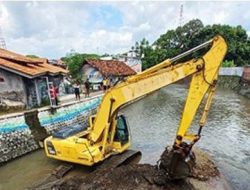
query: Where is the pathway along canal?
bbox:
[0,84,249,190]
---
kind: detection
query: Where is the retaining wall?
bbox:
[219,67,244,77]
[218,76,241,89]
[0,96,102,164]
[218,67,250,99]
[218,76,250,98]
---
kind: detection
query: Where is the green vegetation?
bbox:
[40,98,50,107]
[132,19,250,70]
[26,55,40,58]
[222,60,235,67]
[61,51,100,82]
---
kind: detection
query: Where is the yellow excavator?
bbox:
[44,35,227,179]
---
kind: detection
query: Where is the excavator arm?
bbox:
[88,35,227,147]
[176,35,227,145]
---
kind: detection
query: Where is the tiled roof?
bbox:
[0,48,42,64]
[57,59,65,65]
[48,59,67,69]
[0,48,68,78]
[86,59,136,77]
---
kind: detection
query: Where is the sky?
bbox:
[0,1,250,59]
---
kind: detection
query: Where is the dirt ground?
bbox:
[52,148,221,190]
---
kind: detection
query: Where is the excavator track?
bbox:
[96,149,142,171]
[29,150,141,190]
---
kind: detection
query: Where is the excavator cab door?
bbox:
[114,115,129,145]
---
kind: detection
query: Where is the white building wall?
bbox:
[219,67,244,77]
[0,69,27,103]
[118,56,142,73]
[82,64,103,83]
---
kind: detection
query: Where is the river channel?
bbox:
[0,84,249,190]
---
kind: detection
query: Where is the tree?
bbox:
[142,19,205,69]
[154,19,204,51]
[190,24,250,66]
[130,38,150,58]
[141,19,250,69]
[62,52,100,82]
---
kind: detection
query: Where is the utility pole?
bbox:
[97,47,99,55]
[0,27,7,49]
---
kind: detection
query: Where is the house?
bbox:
[0,48,68,108]
[117,51,142,73]
[82,59,136,90]
[48,59,67,69]
[101,51,142,73]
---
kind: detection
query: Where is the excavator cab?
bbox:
[114,115,129,145]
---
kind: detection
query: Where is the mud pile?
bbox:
[56,148,220,190]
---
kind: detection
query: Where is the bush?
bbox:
[222,60,235,67]
[41,98,50,106]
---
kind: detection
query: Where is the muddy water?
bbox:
[124,84,250,190]
[0,84,249,190]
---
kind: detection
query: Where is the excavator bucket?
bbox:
[159,147,195,179]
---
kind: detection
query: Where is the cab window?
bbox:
[114,115,129,145]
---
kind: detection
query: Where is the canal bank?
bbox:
[0,94,103,164]
[218,76,250,99]
[218,66,250,99]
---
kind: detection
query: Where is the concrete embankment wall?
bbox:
[219,67,243,77]
[218,67,250,99]
[0,96,102,164]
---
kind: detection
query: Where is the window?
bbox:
[0,77,4,82]
[114,115,129,145]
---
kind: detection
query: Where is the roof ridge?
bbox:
[86,59,136,77]
[0,49,68,78]
[0,48,43,65]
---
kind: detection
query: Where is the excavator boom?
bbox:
[89,36,227,144]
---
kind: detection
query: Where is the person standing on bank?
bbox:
[103,77,108,92]
[74,82,81,101]
[55,85,59,106]
[84,78,90,98]
[49,83,57,106]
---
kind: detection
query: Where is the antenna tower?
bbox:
[179,4,184,27]
[0,27,7,49]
